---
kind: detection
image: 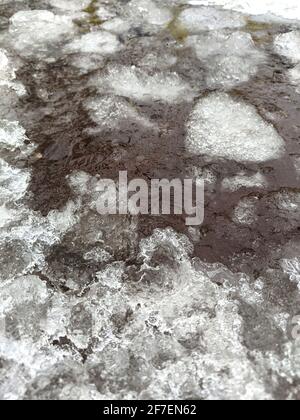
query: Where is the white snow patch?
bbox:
[185,93,285,162]
[0,120,33,155]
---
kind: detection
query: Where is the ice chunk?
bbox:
[0,158,30,204]
[49,0,91,11]
[222,173,268,192]
[177,6,246,33]
[0,120,33,155]
[281,258,300,289]
[232,196,259,225]
[0,49,26,96]
[85,95,158,130]
[139,52,177,70]
[101,18,131,35]
[127,0,172,27]
[9,10,75,58]
[65,31,121,55]
[185,93,286,162]
[187,31,265,89]
[187,0,300,22]
[288,64,300,92]
[93,65,193,103]
[96,6,117,22]
[274,31,300,63]
[0,275,49,315]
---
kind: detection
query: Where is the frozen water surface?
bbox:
[0,0,300,401]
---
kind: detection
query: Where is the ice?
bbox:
[1,0,300,401]
[92,65,194,103]
[222,172,268,192]
[0,49,26,97]
[281,258,300,290]
[187,0,300,22]
[288,64,300,92]
[0,159,30,204]
[49,0,91,11]
[232,196,259,225]
[0,276,49,316]
[126,0,173,27]
[0,120,33,155]
[187,31,265,89]
[85,96,158,131]
[101,18,131,35]
[9,10,75,59]
[274,31,300,63]
[177,6,246,33]
[185,93,286,162]
[65,31,121,55]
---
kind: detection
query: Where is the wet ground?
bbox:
[0,0,300,400]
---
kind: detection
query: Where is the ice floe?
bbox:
[0,159,30,204]
[281,258,300,290]
[0,120,32,155]
[177,6,246,33]
[185,93,286,162]
[9,10,75,59]
[187,31,266,88]
[85,96,158,130]
[126,0,173,27]
[65,30,121,55]
[0,49,26,96]
[92,65,194,103]
[274,31,300,63]
[49,0,91,11]
[232,196,259,225]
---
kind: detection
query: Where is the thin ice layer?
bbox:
[185,93,286,162]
